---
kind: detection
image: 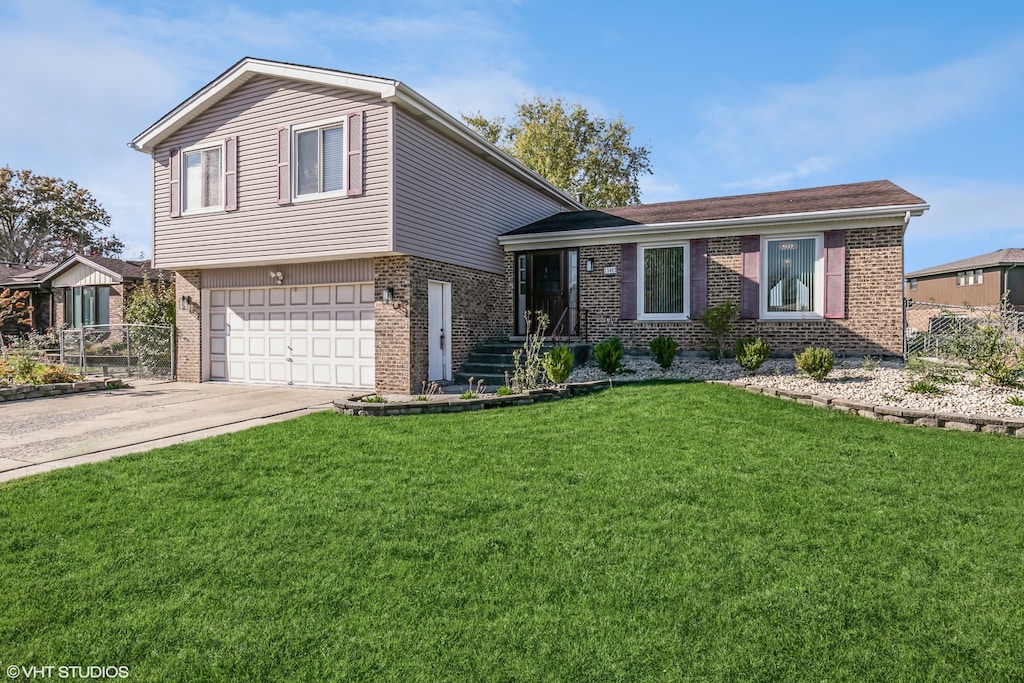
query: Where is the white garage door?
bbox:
[207,283,374,388]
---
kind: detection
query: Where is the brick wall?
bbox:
[504,226,905,357]
[374,255,505,394]
[174,270,202,382]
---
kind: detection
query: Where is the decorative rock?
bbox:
[982,424,1009,435]
[942,421,979,432]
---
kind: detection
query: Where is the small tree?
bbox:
[694,301,739,362]
[124,277,175,376]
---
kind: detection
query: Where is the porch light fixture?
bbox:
[269,271,284,285]
[382,286,394,305]
[179,294,193,311]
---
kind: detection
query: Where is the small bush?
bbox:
[32,363,81,385]
[694,301,738,362]
[649,336,677,370]
[907,380,945,395]
[542,346,574,384]
[795,347,834,381]
[594,337,625,374]
[362,394,388,403]
[1007,396,1024,407]
[496,386,513,397]
[735,337,770,373]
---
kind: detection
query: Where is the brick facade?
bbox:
[503,225,905,357]
[174,270,202,382]
[374,255,504,394]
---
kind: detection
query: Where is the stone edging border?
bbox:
[335,376,1024,437]
[0,379,124,403]
[720,379,1024,437]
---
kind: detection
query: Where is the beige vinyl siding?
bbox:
[51,264,117,287]
[908,267,1003,307]
[201,259,374,288]
[152,75,391,269]
[391,109,572,274]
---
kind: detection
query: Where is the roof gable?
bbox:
[906,248,1024,278]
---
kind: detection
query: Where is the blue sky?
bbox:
[2,0,1023,272]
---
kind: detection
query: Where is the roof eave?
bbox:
[499,202,929,248]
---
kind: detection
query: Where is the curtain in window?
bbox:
[202,149,221,207]
[322,126,344,192]
[644,246,685,314]
[296,130,319,195]
[767,238,815,312]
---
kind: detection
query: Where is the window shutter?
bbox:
[168,147,180,218]
[689,238,707,317]
[346,111,363,196]
[620,243,637,320]
[740,235,760,319]
[277,127,291,205]
[824,230,846,319]
[224,136,238,211]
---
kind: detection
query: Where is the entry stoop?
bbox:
[452,340,591,388]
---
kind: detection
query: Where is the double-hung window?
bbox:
[762,235,824,318]
[294,121,345,198]
[638,243,688,320]
[182,145,222,212]
[64,286,110,328]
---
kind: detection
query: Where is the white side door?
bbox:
[428,280,451,381]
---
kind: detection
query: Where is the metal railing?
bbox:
[60,324,175,379]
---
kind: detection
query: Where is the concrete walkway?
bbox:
[0,380,359,483]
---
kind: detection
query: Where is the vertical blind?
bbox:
[296,130,319,195]
[322,126,344,192]
[643,246,685,314]
[766,238,815,312]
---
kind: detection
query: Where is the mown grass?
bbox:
[2,382,1023,681]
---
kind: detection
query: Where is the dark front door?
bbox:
[515,249,578,337]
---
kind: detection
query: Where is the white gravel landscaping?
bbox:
[568,356,1024,421]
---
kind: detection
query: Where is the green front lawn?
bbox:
[2,383,1023,681]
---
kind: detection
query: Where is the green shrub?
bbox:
[32,363,81,385]
[735,337,770,373]
[1007,396,1024,407]
[694,301,738,362]
[794,347,834,381]
[935,295,1024,387]
[510,311,548,392]
[496,386,513,397]
[361,394,388,403]
[594,337,625,374]
[542,346,574,384]
[907,380,945,395]
[649,336,677,370]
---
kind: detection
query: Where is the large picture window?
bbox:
[182,146,222,212]
[295,123,345,197]
[763,236,823,318]
[64,286,110,328]
[639,244,688,319]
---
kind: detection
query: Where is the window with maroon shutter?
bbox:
[346,111,363,196]
[689,238,707,317]
[168,148,180,218]
[277,127,291,205]
[224,136,238,211]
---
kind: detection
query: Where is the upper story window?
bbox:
[762,235,824,319]
[638,243,688,320]
[956,269,984,286]
[908,278,918,290]
[183,146,222,212]
[294,122,345,198]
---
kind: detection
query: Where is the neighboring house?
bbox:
[499,180,928,357]
[45,254,169,329]
[129,58,927,394]
[0,263,53,334]
[129,57,581,393]
[905,249,1024,309]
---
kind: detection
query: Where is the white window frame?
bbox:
[975,269,984,285]
[291,116,347,202]
[760,233,825,320]
[637,240,689,321]
[956,271,966,287]
[180,141,225,215]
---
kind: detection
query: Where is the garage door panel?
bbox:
[207,284,374,389]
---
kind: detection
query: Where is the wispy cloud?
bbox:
[695,40,1024,191]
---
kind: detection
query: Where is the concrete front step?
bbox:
[452,372,508,387]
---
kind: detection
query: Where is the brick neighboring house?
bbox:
[499,180,929,358]
[129,57,928,394]
[0,263,53,335]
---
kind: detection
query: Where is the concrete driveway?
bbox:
[0,380,360,483]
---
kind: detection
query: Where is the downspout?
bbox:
[902,211,911,358]
[1004,263,1018,307]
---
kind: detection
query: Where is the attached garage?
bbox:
[206,283,374,388]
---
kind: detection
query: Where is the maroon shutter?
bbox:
[168,148,180,218]
[346,111,363,196]
[824,230,846,319]
[620,243,637,320]
[689,238,707,317]
[277,127,291,205]
[224,136,238,211]
[740,235,760,319]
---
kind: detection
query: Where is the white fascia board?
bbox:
[386,84,584,210]
[130,59,399,154]
[498,203,930,251]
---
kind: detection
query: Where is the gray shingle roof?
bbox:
[504,180,927,236]
[906,249,1024,278]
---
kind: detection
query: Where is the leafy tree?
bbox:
[124,276,175,327]
[463,98,652,208]
[0,166,122,264]
[0,288,33,329]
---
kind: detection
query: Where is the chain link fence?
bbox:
[60,324,175,379]
[905,300,1024,358]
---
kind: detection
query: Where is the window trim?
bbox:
[759,233,825,320]
[180,141,226,215]
[636,240,690,321]
[290,116,348,202]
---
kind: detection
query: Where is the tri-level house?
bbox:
[132,58,928,394]
[130,58,581,393]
